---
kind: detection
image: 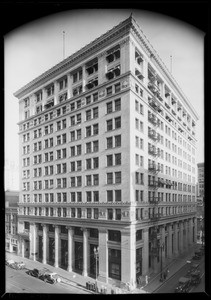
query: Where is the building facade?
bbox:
[197,162,204,197]
[196,162,204,244]
[14,15,198,288]
[5,190,19,253]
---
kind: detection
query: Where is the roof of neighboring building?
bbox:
[5,190,19,207]
[197,162,204,168]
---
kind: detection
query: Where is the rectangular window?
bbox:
[107,119,113,131]
[107,102,112,114]
[115,172,121,184]
[87,191,91,202]
[107,173,113,184]
[107,137,113,149]
[115,190,121,202]
[107,190,113,202]
[115,117,121,129]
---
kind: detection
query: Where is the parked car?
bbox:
[26,268,41,277]
[186,263,199,277]
[40,272,61,284]
[15,261,26,270]
[6,259,17,269]
[175,277,191,293]
[190,270,201,286]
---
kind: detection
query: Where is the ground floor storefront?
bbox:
[18,217,197,288]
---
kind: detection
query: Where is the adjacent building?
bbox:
[5,190,19,253]
[196,162,204,244]
[14,15,198,288]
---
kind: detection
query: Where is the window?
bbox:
[107,190,113,202]
[93,124,98,135]
[108,230,121,242]
[93,140,99,152]
[87,208,92,218]
[116,209,121,220]
[115,172,121,184]
[107,119,113,131]
[107,137,113,149]
[93,191,99,202]
[115,99,121,111]
[115,135,121,147]
[107,155,113,167]
[108,209,113,220]
[115,190,121,202]
[115,83,121,93]
[86,142,91,153]
[136,229,142,241]
[93,174,99,185]
[93,107,98,119]
[107,173,113,184]
[86,175,92,186]
[93,157,99,169]
[87,191,91,202]
[107,86,112,95]
[107,102,112,114]
[94,208,99,219]
[86,159,91,170]
[115,153,121,165]
[115,117,121,129]
[86,126,91,137]
[86,110,91,121]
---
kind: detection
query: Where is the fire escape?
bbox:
[147,71,163,266]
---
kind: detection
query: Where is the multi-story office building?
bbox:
[5,190,19,253]
[197,162,204,197]
[14,15,198,288]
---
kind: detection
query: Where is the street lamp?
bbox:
[159,242,165,282]
[94,246,99,287]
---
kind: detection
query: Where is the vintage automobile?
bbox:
[175,277,191,293]
[15,261,26,270]
[26,268,41,277]
[39,272,61,284]
[6,259,17,269]
[186,263,200,277]
[190,270,201,286]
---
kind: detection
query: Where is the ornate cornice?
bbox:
[14,17,132,99]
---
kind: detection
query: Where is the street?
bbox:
[153,256,205,293]
[6,266,90,294]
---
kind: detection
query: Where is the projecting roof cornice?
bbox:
[14,14,199,120]
[13,16,132,99]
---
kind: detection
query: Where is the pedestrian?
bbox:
[145,275,149,284]
[163,271,166,280]
[166,268,169,277]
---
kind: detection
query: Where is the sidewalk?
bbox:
[6,244,200,294]
[139,243,200,293]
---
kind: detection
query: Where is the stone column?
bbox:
[193,217,197,243]
[29,223,37,261]
[42,224,49,264]
[67,73,72,99]
[98,228,108,283]
[67,227,74,272]
[184,221,188,250]
[21,239,25,258]
[173,222,178,256]
[142,228,149,275]
[121,226,136,289]
[161,226,165,263]
[54,225,61,268]
[179,222,184,253]
[82,228,88,277]
[167,224,173,259]
[188,219,193,246]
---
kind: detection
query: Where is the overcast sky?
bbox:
[4,9,204,190]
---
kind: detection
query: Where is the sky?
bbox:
[4,9,205,190]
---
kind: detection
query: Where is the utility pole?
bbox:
[63,31,65,60]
